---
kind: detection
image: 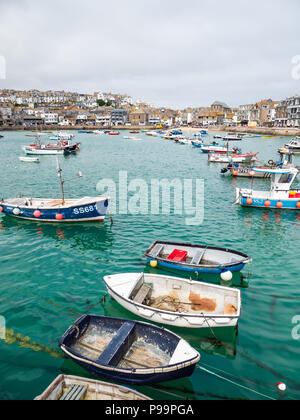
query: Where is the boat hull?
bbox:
[147,258,246,274]
[145,241,250,274]
[104,274,240,329]
[0,198,109,222]
[23,146,64,156]
[59,315,200,385]
[239,196,300,210]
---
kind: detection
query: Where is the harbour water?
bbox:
[0,131,299,400]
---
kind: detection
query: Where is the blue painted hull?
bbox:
[0,199,109,222]
[240,197,300,210]
[147,258,246,274]
[59,315,200,386]
[73,359,196,385]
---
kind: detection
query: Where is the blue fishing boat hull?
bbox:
[0,198,109,222]
[146,258,246,274]
[240,197,300,210]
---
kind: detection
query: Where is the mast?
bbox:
[56,159,65,204]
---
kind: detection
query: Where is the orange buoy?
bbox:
[297,202,300,209]
[232,170,238,176]
[276,201,283,208]
[56,213,64,221]
[0,206,3,213]
[249,171,255,177]
[264,200,271,207]
[34,210,41,218]
[246,198,253,205]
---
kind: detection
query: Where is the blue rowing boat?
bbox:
[145,241,251,274]
[59,315,200,385]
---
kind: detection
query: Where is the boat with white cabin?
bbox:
[235,167,300,209]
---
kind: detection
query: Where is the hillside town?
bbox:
[0,89,299,130]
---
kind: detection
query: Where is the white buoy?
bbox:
[278,382,287,392]
[221,271,233,282]
[13,208,21,216]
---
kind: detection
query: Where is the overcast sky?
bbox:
[0,0,299,108]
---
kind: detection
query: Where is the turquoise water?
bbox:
[0,131,299,400]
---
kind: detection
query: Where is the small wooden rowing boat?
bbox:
[35,375,152,400]
[144,241,251,274]
[59,315,200,385]
[104,273,241,329]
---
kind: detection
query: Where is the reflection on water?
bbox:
[0,216,115,252]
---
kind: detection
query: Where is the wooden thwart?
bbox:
[132,284,152,304]
[60,384,88,400]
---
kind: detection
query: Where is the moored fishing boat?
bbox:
[201,145,237,154]
[221,152,296,178]
[208,152,258,164]
[59,315,200,385]
[0,163,110,222]
[144,241,251,274]
[35,375,152,400]
[235,167,300,210]
[278,138,300,155]
[104,273,241,329]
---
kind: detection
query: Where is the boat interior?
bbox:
[127,273,240,316]
[37,375,147,401]
[68,317,184,369]
[148,242,245,267]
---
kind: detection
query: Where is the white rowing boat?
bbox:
[104,273,241,329]
[19,157,40,163]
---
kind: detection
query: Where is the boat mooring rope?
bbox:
[196,365,276,400]
[4,329,64,359]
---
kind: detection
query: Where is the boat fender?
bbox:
[34,210,41,218]
[0,206,3,212]
[297,202,300,209]
[150,260,158,268]
[221,271,233,282]
[13,208,21,216]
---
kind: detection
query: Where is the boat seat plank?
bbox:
[96,322,136,367]
[60,384,88,401]
[151,244,164,258]
[191,249,206,265]
[132,284,152,304]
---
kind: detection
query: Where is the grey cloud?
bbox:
[0,0,299,107]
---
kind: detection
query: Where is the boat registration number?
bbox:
[73,205,96,215]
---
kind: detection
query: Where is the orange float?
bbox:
[264,200,271,207]
[56,213,64,221]
[246,198,253,205]
[276,201,283,208]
